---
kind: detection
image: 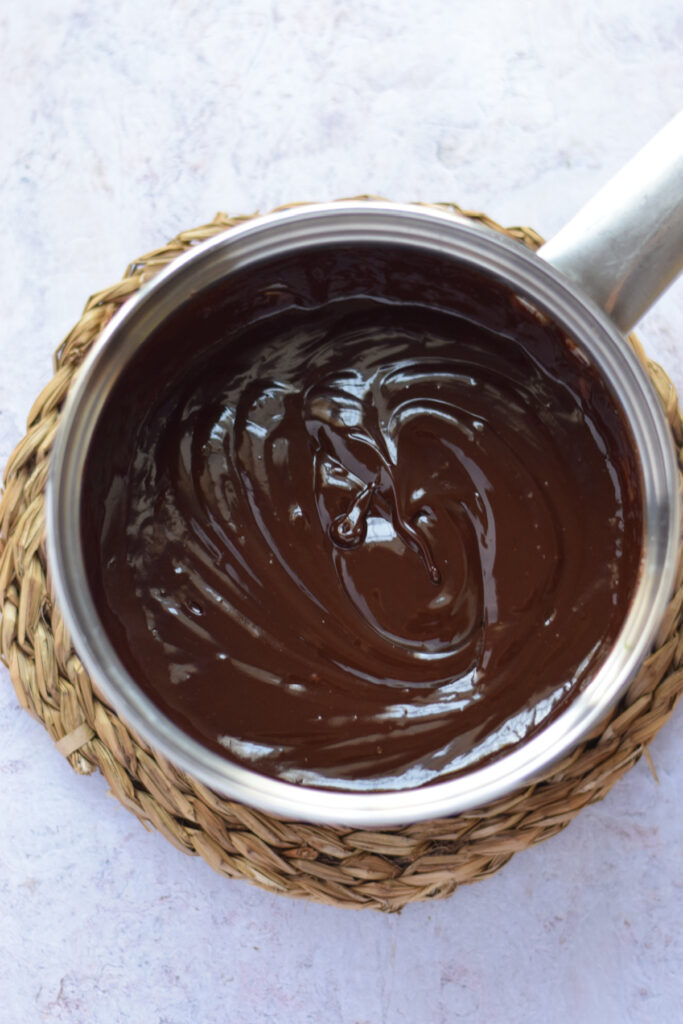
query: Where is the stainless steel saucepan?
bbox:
[47,112,683,825]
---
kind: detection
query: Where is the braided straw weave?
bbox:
[1,205,683,913]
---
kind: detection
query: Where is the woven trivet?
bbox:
[2,204,683,913]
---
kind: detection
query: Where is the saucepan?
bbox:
[47,112,683,825]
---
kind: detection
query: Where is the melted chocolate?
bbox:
[83,244,643,791]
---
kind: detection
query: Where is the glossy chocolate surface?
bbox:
[82,245,643,791]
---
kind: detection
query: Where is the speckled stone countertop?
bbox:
[1,3,682,1022]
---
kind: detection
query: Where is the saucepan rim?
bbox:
[46,201,680,825]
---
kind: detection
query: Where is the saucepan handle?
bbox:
[538,110,683,334]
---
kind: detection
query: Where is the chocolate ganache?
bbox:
[83,244,643,791]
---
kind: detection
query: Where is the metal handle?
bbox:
[538,110,683,334]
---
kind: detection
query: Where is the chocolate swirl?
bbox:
[84,246,643,790]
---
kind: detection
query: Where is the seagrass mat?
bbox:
[1,204,683,913]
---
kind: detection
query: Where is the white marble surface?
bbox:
[1,2,682,1022]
